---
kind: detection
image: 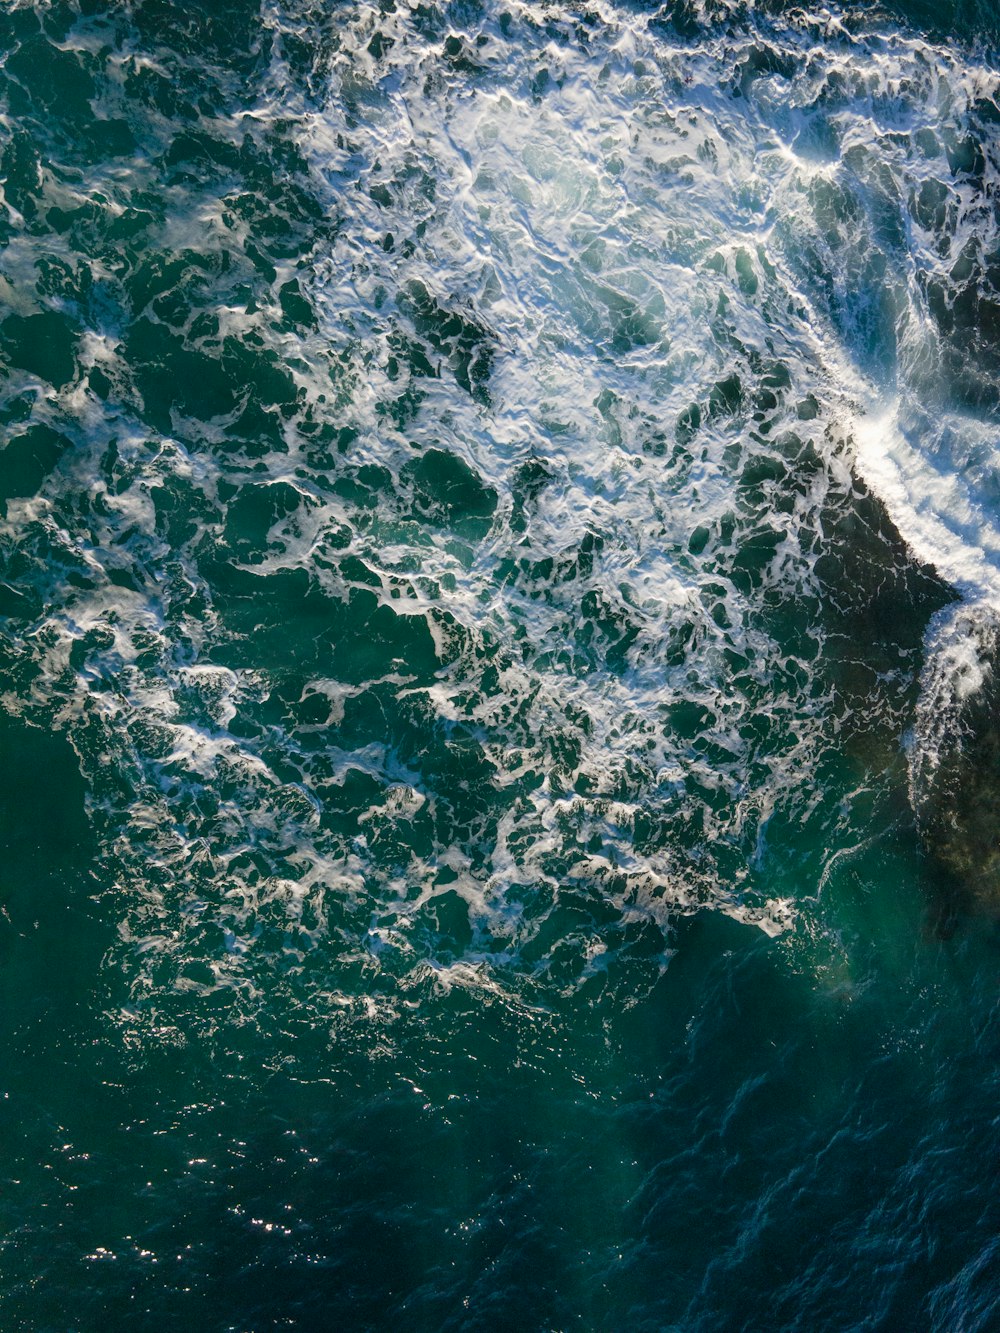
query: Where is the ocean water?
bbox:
[3,0,1000,1327]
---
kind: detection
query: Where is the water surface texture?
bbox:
[3,0,1000,1328]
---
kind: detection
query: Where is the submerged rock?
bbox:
[910,605,1000,922]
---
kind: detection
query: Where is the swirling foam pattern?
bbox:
[2,0,1000,1327]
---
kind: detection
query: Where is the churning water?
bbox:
[3,0,1000,1327]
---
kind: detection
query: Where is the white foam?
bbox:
[854,405,1000,599]
[8,0,1000,1021]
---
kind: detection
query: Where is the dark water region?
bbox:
[3,0,1000,1328]
[881,0,1000,46]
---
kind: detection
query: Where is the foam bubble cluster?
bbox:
[1,0,996,1042]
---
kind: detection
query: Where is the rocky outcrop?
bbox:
[910,605,1000,924]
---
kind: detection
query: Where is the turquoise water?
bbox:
[3,0,1000,1327]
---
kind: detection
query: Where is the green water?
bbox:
[3,0,1000,1328]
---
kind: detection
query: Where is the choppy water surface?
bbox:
[3,0,1000,1327]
